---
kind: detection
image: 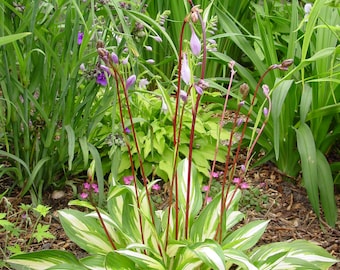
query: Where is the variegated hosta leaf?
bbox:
[224,248,258,270]
[177,158,202,229]
[105,252,135,270]
[7,250,85,270]
[222,220,269,251]
[176,239,226,270]
[58,209,114,254]
[115,249,166,270]
[80,255,106,270]
[250,239,339,270]
[191,189,243,242]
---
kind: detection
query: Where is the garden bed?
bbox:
[1,162,339,269]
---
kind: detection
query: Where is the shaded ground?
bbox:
[1,163,339,269]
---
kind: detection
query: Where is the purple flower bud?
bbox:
[179,90,188,102]
[239,100,245,106]
[100,64,110,73]
[79,63,86,71]
[190,25,201,56]
[144,45,153,51]
[152,184,161,191]
[84,182,91,190]
[194,84,203,95]
[262,84,270,96]
[181,53,191,85]
[80,192,88,199]
[122,56,129,65]
[206,196,212,203]
[151,35,162,42]
[263,107,269,117]
[161,98,168,113]
[126,75,136,89]
[111,52,119,64]
[77,32,84,45]
[146,59,155,64]
[237,118,243,126]
[241,164,246,172]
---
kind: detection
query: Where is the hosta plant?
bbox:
[6,160,338,269]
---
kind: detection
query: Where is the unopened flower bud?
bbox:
[126,75,136,89]
[240,83,249,99]
[263,107,269,117]
[181,53,191,85]
[190,24,201,56]
[262,84,270,96]
[280,59,294,70]
[111,52,119,64]
[179,90,188,102]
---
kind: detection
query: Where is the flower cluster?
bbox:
[80,182,99,199]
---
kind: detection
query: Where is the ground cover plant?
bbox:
[0,0,339,269]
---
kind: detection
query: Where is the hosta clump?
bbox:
[6,160,338,269]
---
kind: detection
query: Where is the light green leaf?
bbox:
[115,250,165,270]
[7,250,82,270]
[224,249,258,270]
[223,220,269,251]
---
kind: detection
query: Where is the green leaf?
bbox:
[115,249,165,270]
[33,224,55,242]
[295,123,319,217]
[7,250,82,270]
[250,239,338,269]
[0,32,31,46]
[316,150,337,226]
[222,220,269,251]
[65,125,75,171]
[105,252,135,270]
[223,249,257,270]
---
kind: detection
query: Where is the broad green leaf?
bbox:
[58,209,114,255]
[223,220,269,251]
[316,150,337,226]
[7,250,82,270]
[295,123,319,217]
[271,79,294,160]
[80,255,106,270]
[105,252,135,270]
[250,240,338,269]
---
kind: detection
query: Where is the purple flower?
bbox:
[240,182,250,189]
[96,72,107,86]
[79,63,86,71]
[123,175,133,185]
[237,118,243,126]
[124,127,131,134]
[181,53,191,85]
[194,79,209,95]
[233,177,241,184]
[139,78,149,89]
[77,32,84,45]
[91,183,99,193]
[100,64,110,74]
[210,171,219,178]
[202,185,209,192]
[190,25,201,56]
[206,197,212,203]
[152,184,161,191]
[126,75,136,89]
[80,192,88,199]
[122,56,129,65]
[84,182,91,190]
